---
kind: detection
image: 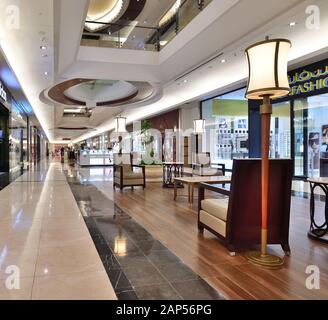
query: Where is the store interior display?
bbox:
[78,149,114,166]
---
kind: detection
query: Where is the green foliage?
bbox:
[139,159,163,166]
[141,120,152,134]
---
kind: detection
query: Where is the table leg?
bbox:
[188,184,191,203]
[191,183,194,206]
[174,180,177,201]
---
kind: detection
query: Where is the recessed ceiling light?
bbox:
[289,21,297,27]
[44,71,49,76]
[221,59,226,63]
[40,45,47,50]
[183,79,188,83]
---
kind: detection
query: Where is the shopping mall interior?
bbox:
[0,0,328,302]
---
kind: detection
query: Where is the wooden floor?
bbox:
[94,181,328,300]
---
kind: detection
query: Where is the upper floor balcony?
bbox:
[80,0,213,52]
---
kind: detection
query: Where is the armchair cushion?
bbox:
[115,170,144,179]
[201,198,228,221]
[199,210,226,238]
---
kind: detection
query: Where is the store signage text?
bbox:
[0,81,7,102]
[289,65,328,96]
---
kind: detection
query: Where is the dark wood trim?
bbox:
[274,41,280,88]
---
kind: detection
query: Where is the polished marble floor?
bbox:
[66,172,223,300]
[0,161,116,300]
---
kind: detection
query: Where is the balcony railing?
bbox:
[81,0,213,52]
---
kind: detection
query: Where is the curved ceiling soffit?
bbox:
[84,0,147,35]
[42,79,158,108]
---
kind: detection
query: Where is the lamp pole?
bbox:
[260,95,272,257]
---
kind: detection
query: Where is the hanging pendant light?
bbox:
[245,37,291,269]
[115,116,127,133]
[193,119,206,134]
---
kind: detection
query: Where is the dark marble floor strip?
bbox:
[65,171,224,301]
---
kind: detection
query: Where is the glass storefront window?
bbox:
[9,100,28,173]
[296,93,328,178]
[202,88,249,170]
[270,101,291,159]
[294,101,305,176]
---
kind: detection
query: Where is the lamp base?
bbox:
[245,251,284,269]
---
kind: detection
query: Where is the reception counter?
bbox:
[78,150,113,167]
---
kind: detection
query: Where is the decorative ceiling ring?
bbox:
[84,0,147,35]
[57,127,96,131]
[85,0,126,32]
[45,79,155,107]
[49,126,97,131]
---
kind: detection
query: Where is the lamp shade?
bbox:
[245,39,291,100]
[115,116,126,133]
[194,119,206,134]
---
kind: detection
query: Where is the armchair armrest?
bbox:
[198,182,230,212]
[200,183,230,196]
[211,163,226,176]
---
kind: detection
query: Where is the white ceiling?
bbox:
[0,0,55,140]
[1,0,328,143]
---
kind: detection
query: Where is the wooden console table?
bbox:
[308,177,328,243]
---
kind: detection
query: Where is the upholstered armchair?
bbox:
[198,159,293,256]
[113,153,146,191]
[192,152,225,176]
